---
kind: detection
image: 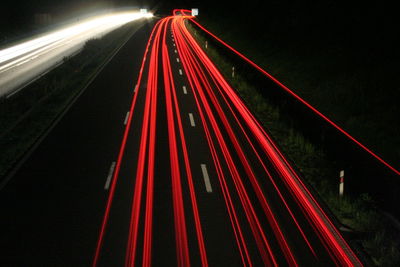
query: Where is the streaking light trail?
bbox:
[0,10,153,97]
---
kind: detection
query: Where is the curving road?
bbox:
[93,11,363,266]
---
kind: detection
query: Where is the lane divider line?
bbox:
[176,58,180,63]
[124,111,130,125]
[200,164,213,193]
[188,113,196,127]
[182,85,187,94]
[104,162,116,190]
[174,49,177,53]
[179,69,183,75]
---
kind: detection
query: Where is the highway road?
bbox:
[0,10,363,266]
[0,11,152,97]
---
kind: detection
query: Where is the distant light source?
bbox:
[140,9,148,14]
[191,8,199,16]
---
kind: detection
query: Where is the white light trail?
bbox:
[0,10,153,96]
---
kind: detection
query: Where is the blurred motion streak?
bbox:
[0,10,153,97]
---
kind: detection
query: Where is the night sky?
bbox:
[0,1,393,25]
[2,0,398,46]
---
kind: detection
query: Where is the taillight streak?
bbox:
[206,64,318,259]
[162,17,191,267]
[92,19,160,267]
[165,18,211,266]
[125,18,165,267]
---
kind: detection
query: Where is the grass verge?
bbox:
[188,22,400,266]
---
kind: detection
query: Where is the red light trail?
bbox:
[92,11,363,266]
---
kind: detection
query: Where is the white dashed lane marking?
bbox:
[189,113,195,127]
[200,164,212,193]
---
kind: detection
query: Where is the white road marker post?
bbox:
[205,41,208,49]
[232,66,235,78]
[339,170,344,197]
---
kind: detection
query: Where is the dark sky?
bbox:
[1,0,398,54]
[2,0,394,28]
[2,0,202,16]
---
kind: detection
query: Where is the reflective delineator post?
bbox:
[232,66,235,78]
[205,40,208,49]
[339,170,344,197]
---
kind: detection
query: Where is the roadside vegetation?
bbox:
[199,3,400,171]
[0,20,145,182]
[187,21,400,266]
